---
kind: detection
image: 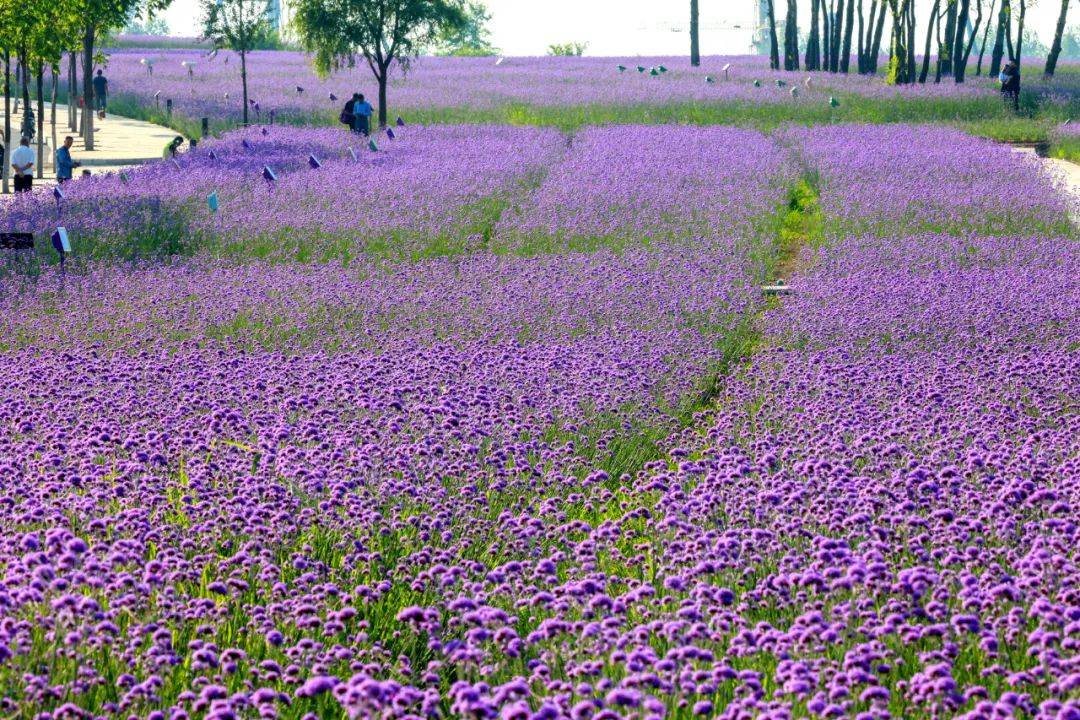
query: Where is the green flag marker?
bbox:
[753,79,761,87]
[368,138,379,152]
[705,76,714,84]
[649,67,659,76]
[658,65,667,73]
[776,79,786,88]
[637,65,646,73]
[617,65,626,72]
[207,192,219,212]
[829,96,840,107]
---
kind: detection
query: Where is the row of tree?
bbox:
[0,0,478,193]
[686,0,1074,85]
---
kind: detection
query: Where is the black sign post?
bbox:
[0,232,34,250]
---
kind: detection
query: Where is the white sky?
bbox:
[162,0,1065,57]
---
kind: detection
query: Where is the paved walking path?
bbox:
[1013,146,1080,212]
[1,103,176,189]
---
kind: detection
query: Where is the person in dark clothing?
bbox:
[92,69,109,119]
[999,61,1021,112]
[340,94,357,130]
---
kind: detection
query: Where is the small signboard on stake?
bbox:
[348,146,358,162]
[308,154,322,169]
[52,227,71,267]
[207,192,219,212]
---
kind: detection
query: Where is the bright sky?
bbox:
[162,0,1065,57]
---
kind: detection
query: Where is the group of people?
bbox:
[340,93,375,135]
[1,68,108,192]
[3,135,83,193]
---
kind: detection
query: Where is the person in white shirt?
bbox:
[10,137,36,193]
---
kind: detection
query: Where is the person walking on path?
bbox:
[1000,61,1021,112]
[11,137,36,193]
[352,93,374,136]
[56,136,79,183]
[92,69,109,119]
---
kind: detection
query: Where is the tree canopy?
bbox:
[293,0,468,127]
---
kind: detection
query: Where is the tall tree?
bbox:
[1014,0,1027,70]
[920,0,942,82]
[823,0,833,67]
[941,0,958,76]
[953,0,984,82]
[435,1,496,55]
[690,0,700,66]
[976,0,998,74]
[294,0,468,129]
[857,0,866,72]
[1045,0,1071,77]
[807,0,823,70]
[201,0,272,126]
[829,0,844,71]
[886,0,914,83]
[990,0,1010,75]
[767,0,781,69]
[863,0,889,73]
[784,0,800,70]
[954,0,972,79]
[71,0,170,151]
[840,0,856,71]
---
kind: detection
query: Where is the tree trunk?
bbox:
[841,0,856,71]
[857,0,866,72]
[767,0,781,69]
[808,0,822,70]
[823,0,832,69]
[82,25,95,151]
[241,49,249,125]
[51,68,58,171]
[1014,0,1025,71]
[1044,0,1070,77]
[20,48,31,138]
[886,0,913,84]
[3,51,9,194]
[869,1,888,73]
[830,0,845,71]
[956,0,983,81]
[784,0,800,70]
[941,0,958,76]
[920,0,942,82]
[378,70,388,128]
[68,51,77,132]
[906,0,917,79]
[690,0,700,66]
[990,0,1009,75]
[1005,0,1015,60]
[36,63,43,180]
[977,0,997,75]
[952,0,971,81]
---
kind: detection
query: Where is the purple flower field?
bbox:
[0,120,1077,720]
[86,50,1003,129]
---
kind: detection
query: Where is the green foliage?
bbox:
[434,0,497,56]
[122,5,170,35]
[546,41,588,56]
